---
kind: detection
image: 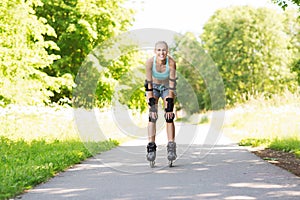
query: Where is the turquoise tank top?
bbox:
[152,56,169,80]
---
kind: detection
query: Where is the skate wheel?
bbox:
[168,161,173,167]
[150,161,155,168]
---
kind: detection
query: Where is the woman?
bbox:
[144,41,177,167]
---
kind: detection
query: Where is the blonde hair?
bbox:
[155,41,168,50]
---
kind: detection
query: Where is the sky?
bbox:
[126,0,288,35]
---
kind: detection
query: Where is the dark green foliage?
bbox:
[292,59,300,84]
[0,0,71,106]
[172,32,226,113]
[0,0,135,107]
[272,0,300,10]
[34,0,135,103]
[201,6,299,105]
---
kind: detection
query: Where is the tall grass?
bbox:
[0,106,122,200]
[224,91,300,155]
[0,106,78,142]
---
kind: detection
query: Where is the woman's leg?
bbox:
[148,121,156,142]
[147,97,159,162]
[166,121,175,141]
[163,97,175,142]
[163,96,177,162]
[148,97,159,142]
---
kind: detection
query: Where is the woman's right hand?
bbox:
[149,111,158,120]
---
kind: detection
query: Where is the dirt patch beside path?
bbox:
[250,148,300,177]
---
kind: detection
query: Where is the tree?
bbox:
[171,32,226,113]
[272,0,300,10]
[283,10,300,85]
[34,0,135,103]
[201,6,298,105]
[0,0,72,106]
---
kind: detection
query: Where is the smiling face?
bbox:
[154,41,168,61]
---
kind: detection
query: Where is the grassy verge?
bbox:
[224,91,300,157]
[0,106,121,200]
[175,112,210,124]
[269,137,300,157]
[0,137,118,200]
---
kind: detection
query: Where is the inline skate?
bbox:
[146,142,157,168]
[167,141,177,167]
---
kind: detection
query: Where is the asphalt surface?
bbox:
[20,123,300,200]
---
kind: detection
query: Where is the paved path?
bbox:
[20,123,300,200]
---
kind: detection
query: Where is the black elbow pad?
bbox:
[144,80,153,91]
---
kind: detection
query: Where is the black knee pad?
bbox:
[148,97,157,122]
[149,115,158,123]
[165,98,174,112]
[164,113,175,123]
[148,97,157,112]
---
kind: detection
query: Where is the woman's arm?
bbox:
[168,57,176,98]
[145,58,154,100]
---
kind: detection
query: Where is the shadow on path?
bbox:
[20,143,300,200]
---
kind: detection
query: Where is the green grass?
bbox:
[175,113,210,124]
[0,137,118,200]
[269,137,300,157]
[239,138,271,147]
[238,137,300,159]
[0,106,121,200]
[224,91,300,156]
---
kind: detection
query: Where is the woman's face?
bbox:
[155,43,168,61]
